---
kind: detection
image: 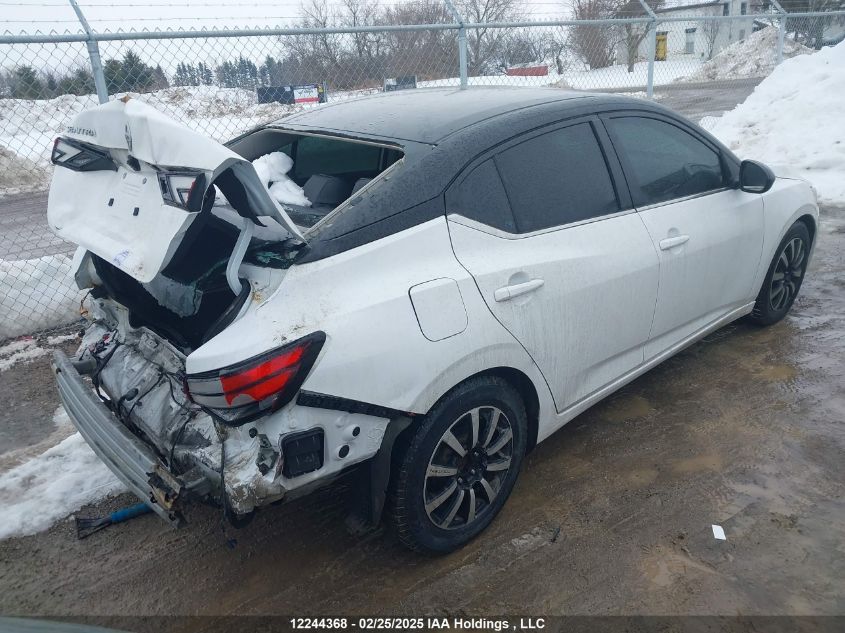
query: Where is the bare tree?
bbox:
[455,0,525,75]
[615,0,663,72]
[569,0,619,69]
[702,17,720,59]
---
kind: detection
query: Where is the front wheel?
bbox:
[389,376,527,554]
[749,221,811,326]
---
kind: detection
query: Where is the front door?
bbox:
[447,120,660,412]
[603,114,765,360]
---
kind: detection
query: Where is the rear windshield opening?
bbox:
[227,129,404,229]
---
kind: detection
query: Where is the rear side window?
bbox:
[448,159,517,233]
[293,135,382,180]
[494,123,620,233]
[606,116,726,206]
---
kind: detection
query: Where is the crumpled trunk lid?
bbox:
[47,98,304,284]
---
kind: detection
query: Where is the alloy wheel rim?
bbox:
[423,406,514,530]
[769,237,805,312]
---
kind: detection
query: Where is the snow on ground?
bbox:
[679,27,813,83]
[711,40,845,205]
[0,253,85,340]
[0,337,50,372]
[0,407,126,540]
[419,59,700,91]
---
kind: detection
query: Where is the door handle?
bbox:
[659,234,690,250]
[494,278,545,302]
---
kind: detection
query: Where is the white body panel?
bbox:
[447,213,659,412]
[637,188,765,359]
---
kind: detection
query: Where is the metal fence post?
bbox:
[777,15,787,64]
[68,0,108,103]
[637,0,657,99]
[770,0,787,65]
[443,0,468,89]
[646,23,656,98]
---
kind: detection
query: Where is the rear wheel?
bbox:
[749,221,810,326]
[390,376,527,554]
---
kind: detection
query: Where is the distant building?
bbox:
[617,0,759,64]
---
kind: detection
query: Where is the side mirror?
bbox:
[739,159,775,194]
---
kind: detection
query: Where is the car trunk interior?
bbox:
[92,130,403,352]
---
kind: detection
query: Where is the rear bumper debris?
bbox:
[52,350,186,528]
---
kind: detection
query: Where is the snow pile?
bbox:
[0,254,86,340]
[252,151,311,207]
[711,40,845,205]
[680,27,812,82]
[0,146,51,196]
[0,407,126,540]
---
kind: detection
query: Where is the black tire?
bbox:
[389,376,527,554]
[749,221,811,326]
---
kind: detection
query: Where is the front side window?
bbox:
[606,116,726,207]
[493,122,620,233]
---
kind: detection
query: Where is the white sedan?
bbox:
[48,88,818,553]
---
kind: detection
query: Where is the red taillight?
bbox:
[220,347,304,405]
[186,332,325,425]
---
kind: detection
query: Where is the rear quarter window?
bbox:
[446,159,517,233]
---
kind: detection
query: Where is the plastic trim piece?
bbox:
[296,390,414,420]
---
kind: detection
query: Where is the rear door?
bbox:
[602,114,764,360]
[447,118,660,412]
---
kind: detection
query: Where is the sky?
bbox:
[2,0,582,34]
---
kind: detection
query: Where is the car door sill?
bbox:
[548,301,756,434]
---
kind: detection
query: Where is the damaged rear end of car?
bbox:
[49,98,406,525]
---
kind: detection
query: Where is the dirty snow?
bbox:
[0,146,51,196]
[252,151,311,207]
[711,40,845,205]
[0,254,86,340]
[0,337,50,372]
[0,407,126,540]
[680,27,812,82]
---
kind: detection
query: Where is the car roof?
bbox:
[273,87,614,145]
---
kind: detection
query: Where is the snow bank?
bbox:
[680,27,812,83]
[252,151,311,207]
[711,41,845,205]
[0,146,52,196]
[0,407,126,540]
[0,254,85,340]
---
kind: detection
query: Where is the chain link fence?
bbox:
[2,4,844,341]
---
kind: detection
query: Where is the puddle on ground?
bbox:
[600,395,655,423]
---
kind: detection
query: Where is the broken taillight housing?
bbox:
[51,137,117,172]
[157,170,207,212]
[185,332,326,425]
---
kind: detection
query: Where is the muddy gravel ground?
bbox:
[1,208,844,630]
